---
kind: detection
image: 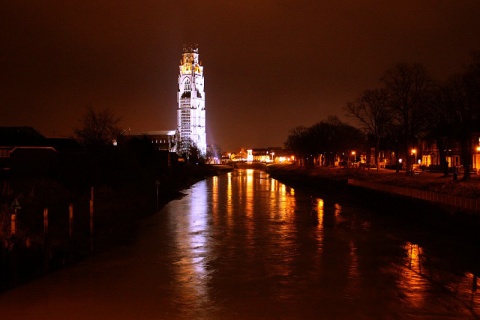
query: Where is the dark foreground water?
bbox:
[0,169,479,319]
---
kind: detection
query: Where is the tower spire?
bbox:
[177,45,206,155]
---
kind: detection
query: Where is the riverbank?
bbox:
[66,164,235,251]
[266,163,480,214]
[266,163,480,251]
[0,164,232,292]
[266,163,480,198]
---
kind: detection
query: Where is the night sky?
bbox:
[2,1,480,152]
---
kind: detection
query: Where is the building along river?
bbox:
[0,169,479,319]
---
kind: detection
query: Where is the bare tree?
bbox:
[346,88,390,170]
[424,83,457,176]
[285,126,309,165]
[443,54,480,180]
[74,106,123,148]
[382,63,434,175]
[285,117,364,167]
[458,53,480,180]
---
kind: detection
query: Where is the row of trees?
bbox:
[286,53,480,180]
[285,116,364,166]
[346,62,434,174]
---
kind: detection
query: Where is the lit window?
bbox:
[184,79,191,91]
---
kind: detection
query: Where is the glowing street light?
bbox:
[411,148,417,164]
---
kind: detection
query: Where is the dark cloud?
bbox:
[1,1,480,151]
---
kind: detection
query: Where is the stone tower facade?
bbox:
[177,45,206,155]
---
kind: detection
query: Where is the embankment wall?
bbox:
[348,179,480,213]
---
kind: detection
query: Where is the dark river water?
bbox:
[0,169,479,319]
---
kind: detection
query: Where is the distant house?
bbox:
[248,148,278,163]
[0,126,81,174]
[125,130,178,152]
[226,147,293,164]
[373,134,479,173]
[121,130,179,166]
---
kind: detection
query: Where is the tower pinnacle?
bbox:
[177,46,206,155]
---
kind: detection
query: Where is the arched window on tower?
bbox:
[184,79,191,91]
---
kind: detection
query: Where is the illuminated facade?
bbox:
[177,45,206,155]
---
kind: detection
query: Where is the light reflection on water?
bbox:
[397,241,480,315]
[169,179,212,317]
[164,169,479,318]
[397,242,428,309]
[0,168,479,319]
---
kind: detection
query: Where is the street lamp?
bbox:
[351,151,356,167]
[411,148,417,164]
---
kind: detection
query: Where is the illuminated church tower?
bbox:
[177,45,206,155]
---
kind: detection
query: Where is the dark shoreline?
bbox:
[0,164,233,293]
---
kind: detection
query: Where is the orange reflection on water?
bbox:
[334,203,341,220]
[226,172,233,226]
[314,198,324,254]
[280,181,296,221]
[397,242,427,309]
[268,177,296,220]
[461,272,480,313]
[406,242,422,272]
[266,178,297,302]
[270,178,277,193]
[245,169,254,218]
[269,179,277,218]
[316,198,324,228]
[212,175,219,224]
[244,170,255,254]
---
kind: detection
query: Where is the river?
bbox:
[0,169,478,319]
